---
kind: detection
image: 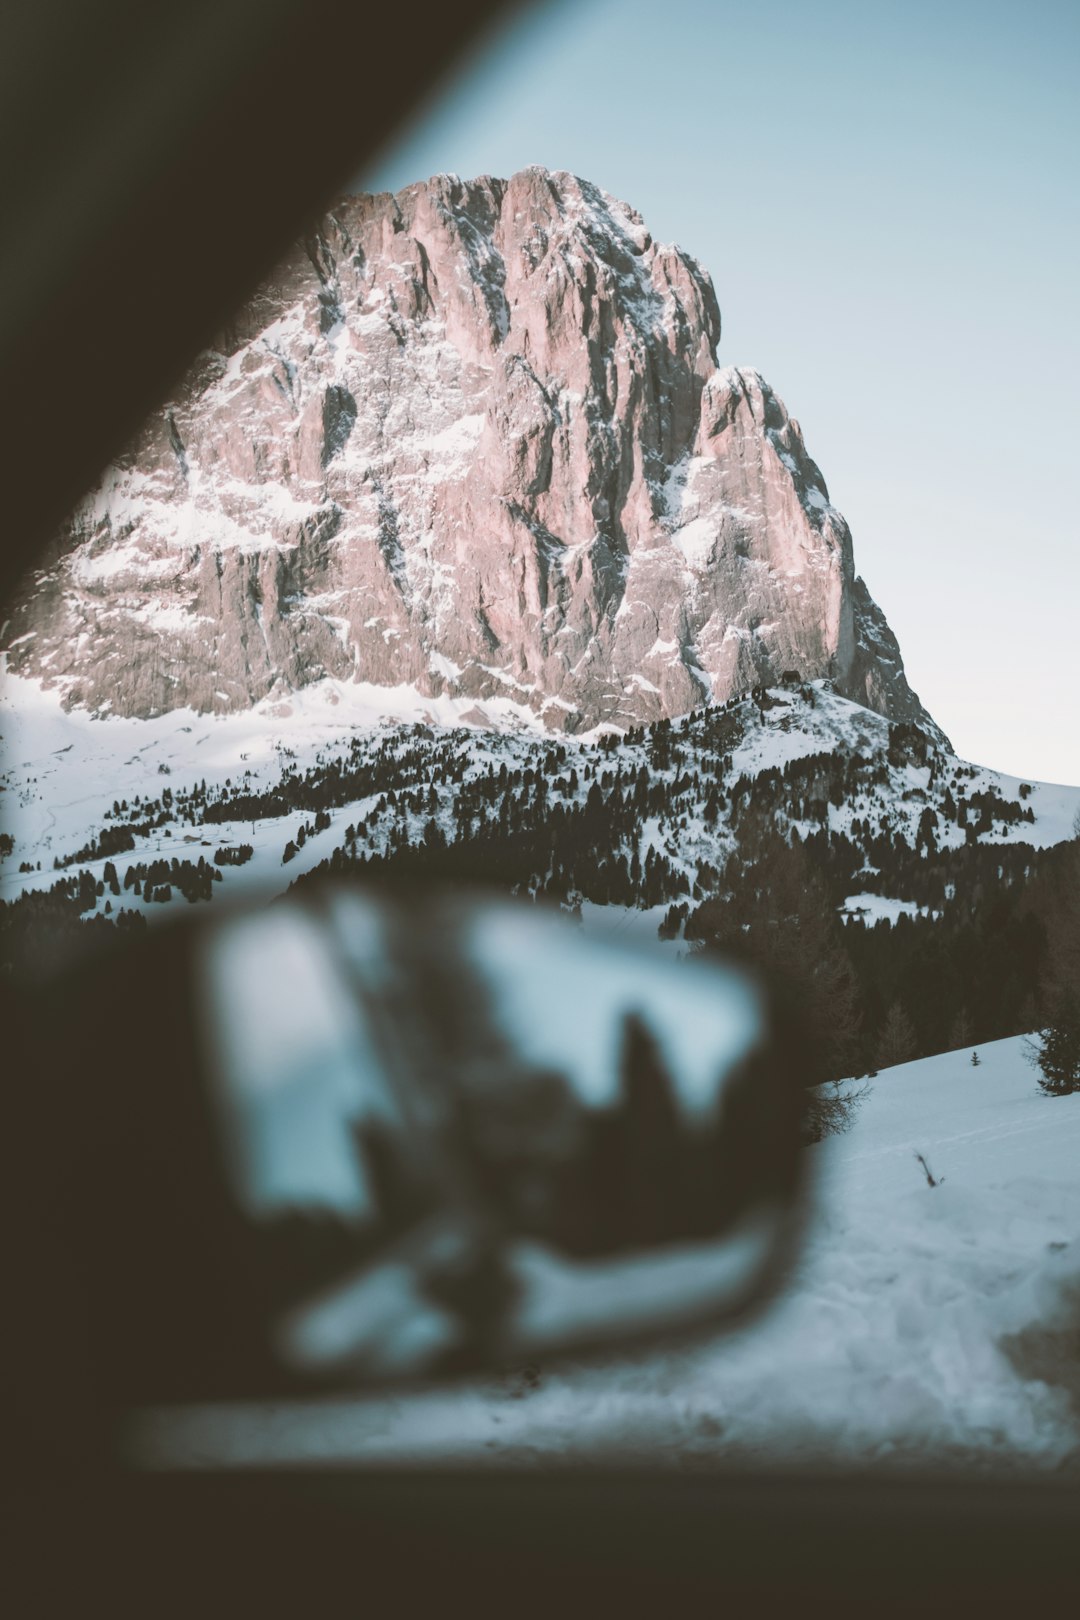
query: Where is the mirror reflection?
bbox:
[192,887,807,1384]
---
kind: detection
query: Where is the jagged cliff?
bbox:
[3,167,943,740]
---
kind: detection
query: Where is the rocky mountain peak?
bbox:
[3,167,944,744]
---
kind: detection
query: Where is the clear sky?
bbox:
[360,0,1079,785]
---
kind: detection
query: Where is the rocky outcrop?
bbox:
[4,167,944,740]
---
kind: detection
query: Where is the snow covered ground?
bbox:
[0,671,555,916]
[132,1036,1080,1475]
[4,672,1079,925]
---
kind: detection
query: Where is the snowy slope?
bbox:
[0,670,548,915]
[132,1036,1080,1473]
[4,672,1078,924]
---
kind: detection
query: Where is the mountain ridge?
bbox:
[4,167,944,742]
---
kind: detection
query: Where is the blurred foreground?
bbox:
[133,1036,1080,1473]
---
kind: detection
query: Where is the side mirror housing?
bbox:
[18,884,811,1426]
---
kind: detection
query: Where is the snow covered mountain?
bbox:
[3,168,940,739]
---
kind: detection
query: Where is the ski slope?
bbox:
[133,1036,1080,1474]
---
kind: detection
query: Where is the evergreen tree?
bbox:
[1032,839,1080,1095]
[742,840,862,1088]
[1032,999,1080,1095]
[613,1013,685,1246]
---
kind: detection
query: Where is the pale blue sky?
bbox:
[360,0,1079,784]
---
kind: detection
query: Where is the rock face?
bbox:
[4,168,943,739]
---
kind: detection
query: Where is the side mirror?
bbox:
[23,885,811,1415]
